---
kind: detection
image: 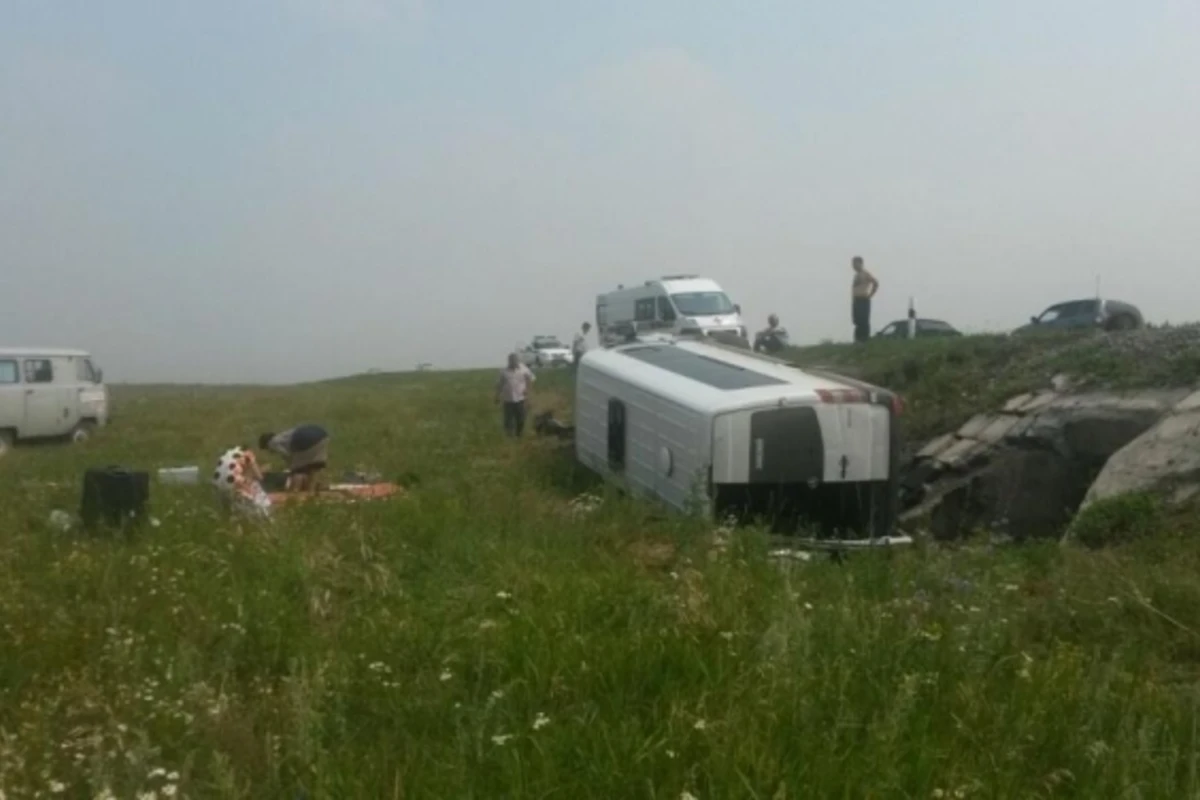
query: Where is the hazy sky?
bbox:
[3,1,1198,383]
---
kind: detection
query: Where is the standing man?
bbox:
[572,322,592,367]
[258,423,330,493]
[851,256,879,343]
[495,353,536,437]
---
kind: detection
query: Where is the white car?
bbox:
[518,336,573,369]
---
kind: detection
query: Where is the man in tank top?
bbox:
[851,256,879,343]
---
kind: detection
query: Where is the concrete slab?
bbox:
[956,414,994,439]
[975,414,1022,445]
[936,437,986,469]
[1051,389,1188,413]
[1020,391,1060,414]
[1003,393,1034,413]
[917,433,957,460]
[1175,389,1200,414]
[1149,408,1200,440]
[1003,415,1037,441]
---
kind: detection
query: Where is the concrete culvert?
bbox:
[903,387,1197,541]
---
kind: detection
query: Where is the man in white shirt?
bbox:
[494,353,536,437]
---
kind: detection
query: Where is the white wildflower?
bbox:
[719,631,734,641]
[491,689,505,700]
[533,712,551,730]
[491,733,514,746]
[1085,739,1112,764]
[804,602,814,611]
[49,782,66,794]
[148,768,167,779]
[681,792,699,800]
[478,619,497,630]
[162,786,178,798]
[166,772,179,782]
[666,749,677,759]
[693,719,707,731]
[137,792,157,800]
[1018,652,1034,680]
[496,590,512,600]
[440,669,454,682]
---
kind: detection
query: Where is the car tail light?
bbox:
[816,388,905,415]
[816,388,868,404]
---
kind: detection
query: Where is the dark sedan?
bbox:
[1014,298,1143,335]
[875,318,962,339]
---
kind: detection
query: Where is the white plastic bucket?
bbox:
[158,466,200,485]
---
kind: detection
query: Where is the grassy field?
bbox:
[4,338,1200,798]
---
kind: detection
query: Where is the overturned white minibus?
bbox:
[574,336,902,538]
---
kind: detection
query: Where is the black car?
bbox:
[1014,298,1143,335]
[875,318,962,339]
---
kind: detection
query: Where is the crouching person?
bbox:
[259,424,330,493]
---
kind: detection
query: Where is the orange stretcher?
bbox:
[267,482,404,505]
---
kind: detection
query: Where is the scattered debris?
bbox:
[567,492,602,518]
[340,468,384,485]
[534,410,574,440]
[788,535,914,551]
[768,548,813,562]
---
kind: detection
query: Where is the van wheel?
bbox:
[71,422,96,444]
[0,430,12,457]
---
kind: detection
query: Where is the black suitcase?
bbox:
[80,466,150,531]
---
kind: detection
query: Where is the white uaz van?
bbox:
[0,348,109,455]
[595,276,746,347]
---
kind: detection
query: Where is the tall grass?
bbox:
[2,365,1200,798]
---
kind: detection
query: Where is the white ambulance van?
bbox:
[0,348,109,455]
[595,275,746,347]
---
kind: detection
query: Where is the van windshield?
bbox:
[670,292,735,317]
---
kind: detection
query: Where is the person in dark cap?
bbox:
[259,424,330,493]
